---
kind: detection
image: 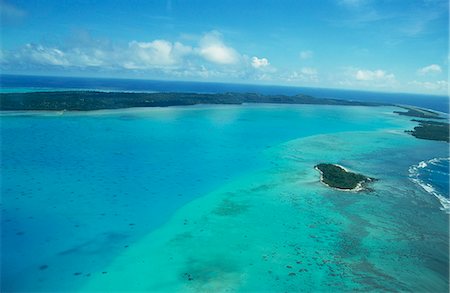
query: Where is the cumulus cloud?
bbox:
[14,44,71,66]
[299,50,313,59]
[69,48,107,67]
[197,31,239,65]
[1,31,268,82]
[355,69,395,81]
[2,31,323,84]
[251,56,269,68]
[1,31,246,71]
[124,40,192,69]
[129,40,177,66]
[417,64,442,75]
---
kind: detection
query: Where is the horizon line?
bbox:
[1,73,448,98]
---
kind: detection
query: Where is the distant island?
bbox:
[394,106,444,119]
[406,120,449,143]
[392,106,449,143]
[315,163,376,191]
[0,91,383,111]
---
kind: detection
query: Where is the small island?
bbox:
[315,163,375,191]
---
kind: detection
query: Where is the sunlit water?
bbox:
[1,104,448,292]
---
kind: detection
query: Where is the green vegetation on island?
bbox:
[315,163,375,191]
[0,91,384,111]
[392,106,449,143]
[406,120,449,143]
[393,106,449,143]
[393,106,444,119]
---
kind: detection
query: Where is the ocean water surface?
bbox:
[409,158,450,212]
[1,80,449,292]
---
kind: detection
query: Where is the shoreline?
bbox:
[314,164,377,192]
[0,103,397,117]
[314,166,366,192]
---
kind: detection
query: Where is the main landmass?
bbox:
[0,91,383,111]
[3,90,448,143]
[315,163,376,191]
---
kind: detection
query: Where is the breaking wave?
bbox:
[409,157,450,213]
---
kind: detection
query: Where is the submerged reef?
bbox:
[406,119,450,143]
[0,91,383,111]
[315,163,375,191]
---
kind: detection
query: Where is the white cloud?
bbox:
[124,40,192,69]
[20,44,71,66]
[197,31,239,65]
[355,69,395,81]
[0,31,278,82]
[285,67,319,83]
[417,64,442,75]
[410,80,448,91]
[1,32,241,70]
[299,50,313,59]
[332,67,397,90]
[251,56,269,68]
[1,31,244,70]
[300,67,317,75]
[130,40,176,66]
[5,44,112,68]
[70,48,107,67]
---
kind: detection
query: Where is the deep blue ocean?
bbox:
[1,74,448,113]
[409,158,450,210]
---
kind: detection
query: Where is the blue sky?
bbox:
[0,0,448,94]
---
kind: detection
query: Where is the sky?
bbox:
[0,0,448,95]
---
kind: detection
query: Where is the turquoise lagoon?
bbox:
[1,104,449,292]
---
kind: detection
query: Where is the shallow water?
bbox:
[1,104,448,292]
